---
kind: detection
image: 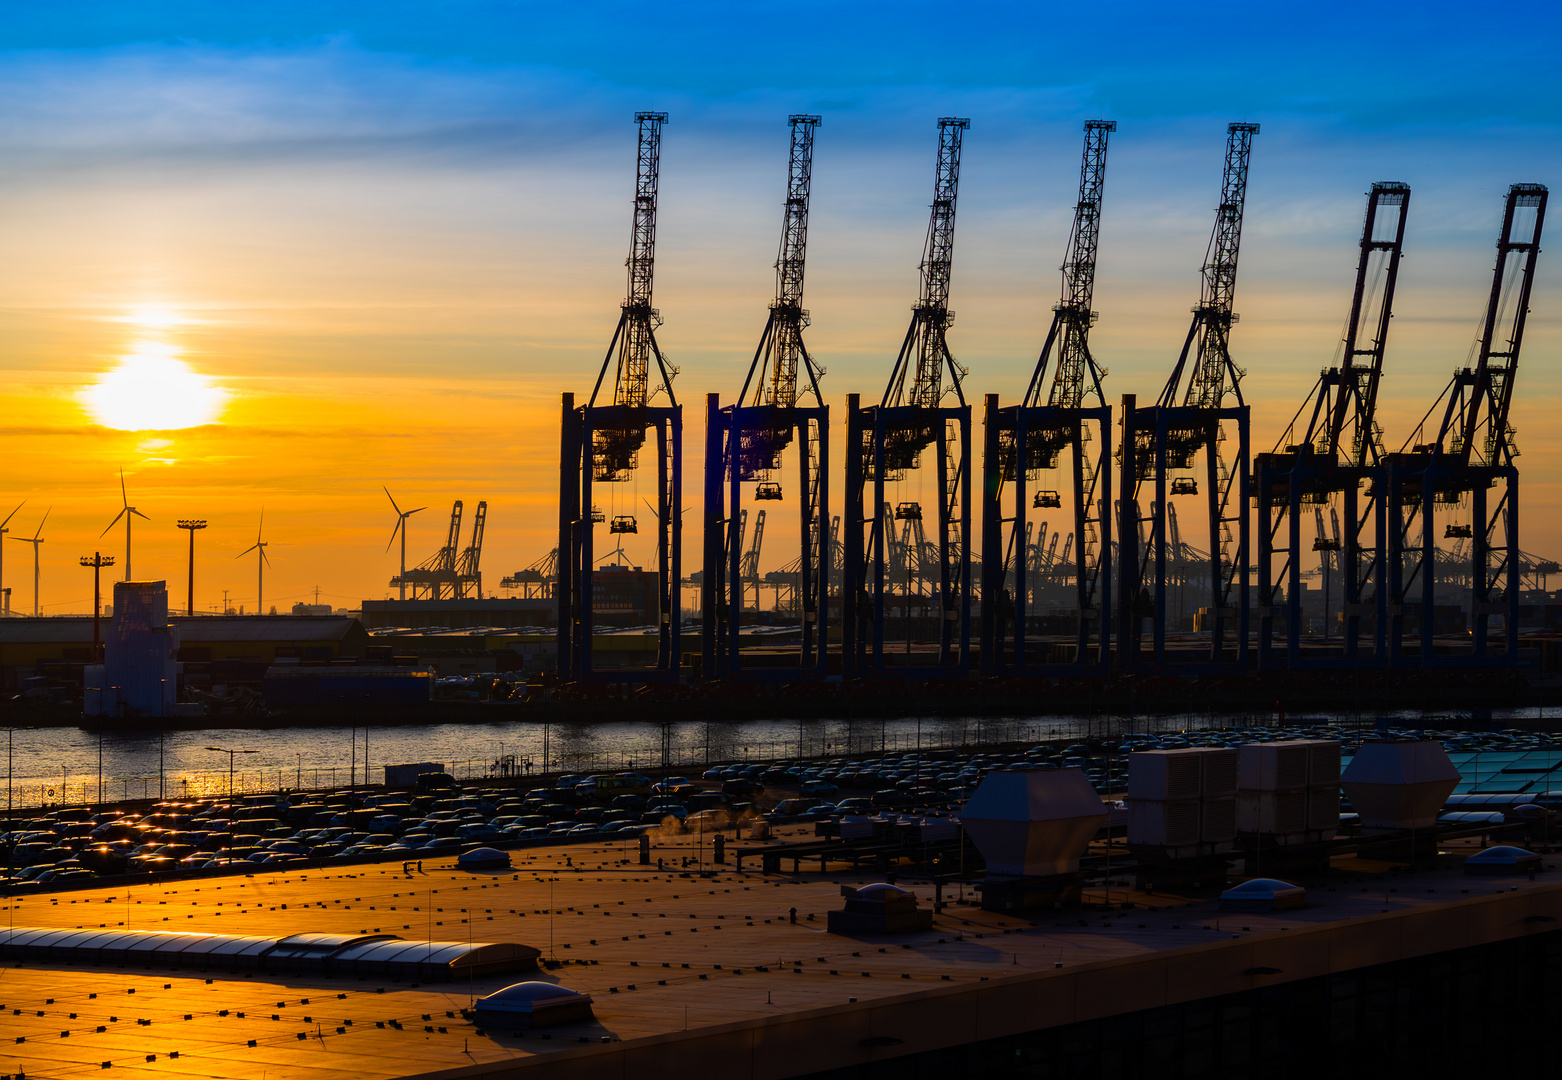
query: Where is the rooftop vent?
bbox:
[960,769,1106,878]
[1340,740,1459,830]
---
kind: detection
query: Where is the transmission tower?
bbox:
[1386,183,1547,665]
[982,120,1116,675]
[702,115,831,679]
[559,111,683,682]
[1119,123,1258,672]
[844,118,973,677]
[1255,182,1410,670]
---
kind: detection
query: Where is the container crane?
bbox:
[1254,182,1410,669]
[1386,183,1547,664]
[559,111,682,681]
[1119,123,1258,672]
[843,117,973,677]
[703,115,829,678]
[982,120,1116,675]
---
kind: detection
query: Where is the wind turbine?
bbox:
[237,512,270,614]
[384,487,426,601]
[101,469,149,580]
[0,500,24,616]
[9,508,49,617]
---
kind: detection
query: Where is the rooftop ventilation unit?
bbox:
[959,768,1106,878]
[1340,740,1460,830]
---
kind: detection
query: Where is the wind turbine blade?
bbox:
[237,544,258,558]
[120,467,128,507]
[386,518,403,552]
[409,506,427,516]
[260,547,272,568]
[0,500,24,530]
[130,508,150,521]
[384,486,402,516]
[257,508,264,540]
[100,509,127,537]
[35,507,50,539]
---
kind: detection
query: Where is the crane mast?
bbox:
[590,111,676,480]
[1026,119,1115,410]
[1160,122,1259,410]
[884,117,970,410]
[743,114,824,413]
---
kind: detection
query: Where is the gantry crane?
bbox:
[843,118,973,677]
[393,500,476,599]
[1118,123,1258,672]
[1254,182,1410,669]
[500,547,557,599]
[1386,183,1548,665]
[981,120,1116,675]
[702,115,829,678]
[559,111,682,681]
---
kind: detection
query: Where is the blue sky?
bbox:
[0,1,1559,602]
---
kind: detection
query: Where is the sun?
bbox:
[81,343,229,431]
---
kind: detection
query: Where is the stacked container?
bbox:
[1126,748,1239,858]
[1236,739,1341,844]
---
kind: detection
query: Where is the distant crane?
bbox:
[237,512,270,614]
[1120,123,1259,672]
[704,114,829,678]
[383,487,427,601]
[9,508,48,616]
[844,117,973,676]
[1387,183,1548,664]
[560,111,682,681]
[1255,182,1410,668]
[101,468,149,581]
[455,500,488,598]
[983,119,1116,675]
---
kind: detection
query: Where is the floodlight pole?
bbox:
[177,521,208,617]
[206,745,257,803]
[79,553,115,663]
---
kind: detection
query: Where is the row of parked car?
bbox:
[2,722,1502,889]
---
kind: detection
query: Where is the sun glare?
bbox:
[81,344,229,430]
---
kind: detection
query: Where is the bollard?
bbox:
[713,835,726,864]
[638,835,651,866]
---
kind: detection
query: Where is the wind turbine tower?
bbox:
[238,513,270,614]
[102,469,149,580]
[0,501,24,617]
[384,487,426,601]
[9,508,49,617]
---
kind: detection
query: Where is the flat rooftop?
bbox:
[2,825,1560,1079]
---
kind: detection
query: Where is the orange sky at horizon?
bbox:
[0,79,1556,617]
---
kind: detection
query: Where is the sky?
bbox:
[0,1,1557,615]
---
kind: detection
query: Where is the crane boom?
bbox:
[1434,183,1549,469]
[743,114,824,410]
[1026,120,1116,409]
[884,117,970,409]
[1160,122,1259,408]
[588,112,676,480]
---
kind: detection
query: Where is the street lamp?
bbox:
[205,745,258,803]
